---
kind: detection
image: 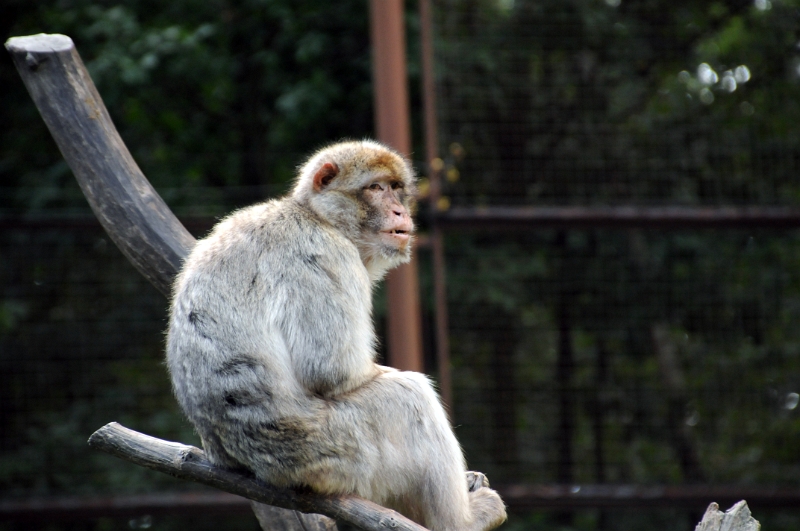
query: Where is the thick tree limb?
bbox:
[88,423,427,531]
[250,502,338,531]
[5,33,195,296]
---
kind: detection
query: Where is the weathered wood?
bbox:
[4,34,195,296]
[88,423,428,531]
[250,502,339,531]
[694,501,760,531]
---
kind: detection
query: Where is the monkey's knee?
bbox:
[378,370,443,409]
[467,487,507,531]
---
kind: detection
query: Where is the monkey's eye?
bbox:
[390,181,404,190]
[368,183,383,191]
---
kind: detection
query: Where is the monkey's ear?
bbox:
[312,162,339,191]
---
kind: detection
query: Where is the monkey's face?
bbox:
[294,141,417,279]
[360,174,415,259]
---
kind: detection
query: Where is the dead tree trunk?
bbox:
[4,32,419,531]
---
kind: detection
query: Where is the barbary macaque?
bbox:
[167,140,506,531]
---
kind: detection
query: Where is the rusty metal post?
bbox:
[369,0,424,372]
[419,0,452,408]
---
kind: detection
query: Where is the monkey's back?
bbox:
[166,198,377,470]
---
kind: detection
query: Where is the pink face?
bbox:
[362,175,414,253]
[310,157,416,258]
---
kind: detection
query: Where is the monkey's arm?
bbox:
[268,220,380,397]
[88,422,428,531]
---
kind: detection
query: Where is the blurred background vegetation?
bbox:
[2,0,800,530]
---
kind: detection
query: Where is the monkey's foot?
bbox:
[468,486,507,531]
[466,471,490,492]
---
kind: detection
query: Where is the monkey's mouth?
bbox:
[381,229,411,244]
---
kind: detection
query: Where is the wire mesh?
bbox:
[427,0,800,527]
[432,0,800,208]
[0,225,199,498]
[442,230,800,487]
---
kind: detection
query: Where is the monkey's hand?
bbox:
[466,471,490,492]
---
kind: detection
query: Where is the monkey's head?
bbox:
[292,140,417,280]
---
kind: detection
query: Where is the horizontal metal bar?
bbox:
[0,217,432,248]
[0,492,252,521]
[0,217,214,232]
[7,205,800,234]
[497,484,800,510]
[3,485,800,521]
[436,206,800,229]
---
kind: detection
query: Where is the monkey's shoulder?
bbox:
[191,199,339,250]
[180,199,364,290]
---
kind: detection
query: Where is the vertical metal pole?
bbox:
[430,231,452,406]
[369,0,424,372]
[419,0,438,182]
[419,0,452,408]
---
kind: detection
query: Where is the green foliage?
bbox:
[435,0,800,207]
[1,0,376,217]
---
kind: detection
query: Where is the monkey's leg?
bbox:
[317,370,507,531]
[211,370,506,531]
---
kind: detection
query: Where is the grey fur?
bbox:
[167,141,507,531]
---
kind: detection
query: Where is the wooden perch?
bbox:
[694,501,760,531]
[88,423,427,531]
[4,34,195,296]
[4,33,425,531]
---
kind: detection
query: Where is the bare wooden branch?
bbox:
[694,501,760,531]
[4,34,195,296]
[88,423,428,531]
[250,501,338,531]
